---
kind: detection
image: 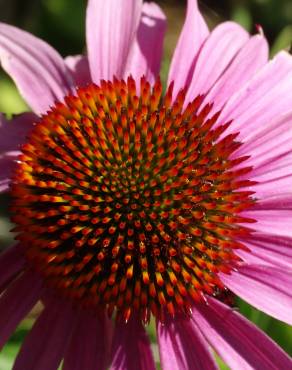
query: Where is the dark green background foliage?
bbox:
[0,0,291,368]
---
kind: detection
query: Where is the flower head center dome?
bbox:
[10,77,255,323]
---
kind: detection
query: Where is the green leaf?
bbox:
[231,5,252,32]
[0,77,28,116]
[271,25,292,56]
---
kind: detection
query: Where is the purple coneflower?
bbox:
[0,0,292,369]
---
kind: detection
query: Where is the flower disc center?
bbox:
[10,77,255,323]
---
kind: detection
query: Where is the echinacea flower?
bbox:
[0,0,291,368]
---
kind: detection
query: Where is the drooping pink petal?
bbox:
[0,270,42,350]
[0,23,74,114]
[206,34,269,112]
[63,310,112,370]
[186,22,249,103]
[111,315,155,370]
[168,0,209,97]
[0,244,26,293]
[0,113,36,153]
[192,297,292,370]
[221,265,292,325]
[124,2,166,85]
[157,315,217,370]
[13,296,75,370]
[0,112,37,192]
[218,51,292,139]
[86,0,143,83]
[65,55,92,87]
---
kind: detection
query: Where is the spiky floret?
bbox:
[10,77,255,323]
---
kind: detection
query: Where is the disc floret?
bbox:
[10,76,255,323]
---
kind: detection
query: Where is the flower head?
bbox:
[0,0,292,369]
[10,77,255,323]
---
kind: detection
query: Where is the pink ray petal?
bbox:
[63,310,112,370]
[251,194,292,210]
[111,315,155,370]
[235,249,275,269]
[0,175,10,192]
[192,297,292,370]
[13,296,76,370]
[235,112,292,163]
[244,159,292,200]
[251,159,292,186]
[218,51,292,139]
[0,23,74,114]
[221,265,292,325]
[65,55,92,87]
[0,112,37,192]
[235,235,292,269]
[0,270,42,350]
[243,233,292,260]
[0,112,36,153]
[168,0,209,97]
[233,113,292,199]
[0,151,23,192]
[206,34,268,112]
[186,22,249,103]
[157,315,217,370]
[253,179,292,200]
[124,2,166,85]
[241,209,292,238]
[0,244,26,293]
[86,0,143,83]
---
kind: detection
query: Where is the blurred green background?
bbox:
[0,0,291,368]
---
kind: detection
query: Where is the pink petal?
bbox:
[227,112,292,200]
[0,113,36,152]
[65,55,92,87]
[245,165,292,202]
[0,270,42,350]
[0,244,26,293]
[235,112,292,163]
[206,34,269,112]
[243,233,292,260]
[192,297,292,370]
[186,22,249,103]
[0,112,37,192]
[168,0,209,97]
[252,194,292,210]
[218,51,292,139]
[13,296,75,370]
[221,265,292,325]
[235,237,292,269]
[234,113,292,192]
[251,157,292,185]
[252,179,292,201]
[124,2,166,85]
[111,315,155,370]
[86,0,143,83]
[63,310,112,370]
[0,23,74,114]
[241,209,292,238]
[157,315,217,370]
